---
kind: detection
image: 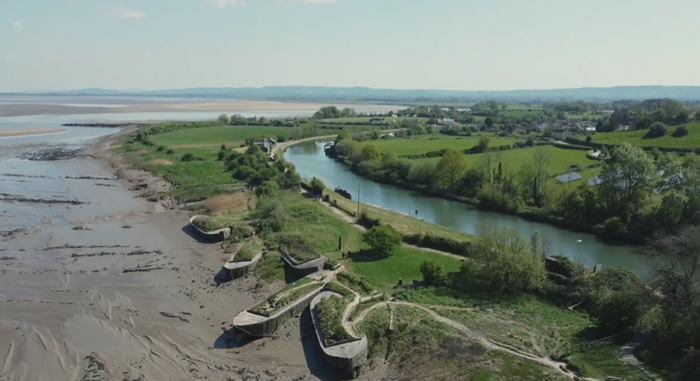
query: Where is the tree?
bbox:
[586,135,592,143]
[473,135,490,153]
[361,144,382,162]
[674,108,690,125]
[433,149,468,192]
[256,180,280,198]
[310,177,325,196]
[218,114,230,124]
[532,148,550,207]
[485,117,494,128]
[598,143,656,217]
[695,112,700,122]
[336,128,351,142]
[674,125,689,137]
[470,221,547,293]
[420,260,448,286]
[646,122,668,138]
[362,225,402,255]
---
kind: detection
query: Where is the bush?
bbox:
[602,216,625,239]
[310,177,325,196]
[673,125,689,137]
[166,148,175,154]
[217,150,226,161]
[156,145,167,152]
[234,165,257,181]
[402,233,471,257]
[357,212,381,229]
[420,260,448,286]
[645,122,668,139]
[362,225,402,255]
[255,181,280,198]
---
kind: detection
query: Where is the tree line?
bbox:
[328,129,700,244]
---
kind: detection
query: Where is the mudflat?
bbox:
[0,97,398,117]
[0,128,65,137]
[0,133,344,381]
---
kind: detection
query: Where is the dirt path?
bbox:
[350,300,599,381]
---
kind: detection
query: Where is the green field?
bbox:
[149,125,290,147]
[590,122,700,148]
[120,143,243,201]
[412,145,598,176]
[370,134,524,156]
[565,112,607,120]
[318,116,429,124]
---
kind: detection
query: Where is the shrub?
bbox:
[402,233,471,257]
[156,145,167,152]
[217,150,226,161]
[362,225,402,255]
[181,153,194,162]
[645,122,668,139]
[256,181,280,198]
[673,125,689,137]
[166,148,175,154]
[310,177,325,196]
[420,260,448,286]
[602,216,625,239]
[357,212,381,229]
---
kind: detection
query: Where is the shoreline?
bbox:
[0,130,338,381]
[0,128,66,138]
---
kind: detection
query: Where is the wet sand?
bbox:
[0,133,353,381]
[0,129,65,138]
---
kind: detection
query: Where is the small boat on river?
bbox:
[335,187,352,200]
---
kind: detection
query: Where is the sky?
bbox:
[1,0,699,92]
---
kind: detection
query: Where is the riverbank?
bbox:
[0,133,338,381]
[325,148,643,246]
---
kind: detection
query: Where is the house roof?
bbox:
[555,172,583,183]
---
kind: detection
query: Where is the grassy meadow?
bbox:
[412,145,598,177]
[590,122,700,148]
[370,134,524,156]
[148,125,290,147]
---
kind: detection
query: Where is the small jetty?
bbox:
[335,187,352,200]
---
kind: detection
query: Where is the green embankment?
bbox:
[250,277,319,316]
[412,145,598,177]
[315,295,353,345]
[370,134,523,156]
[149,125,291,147]
[590,122,700,148]
[357,305,569,381]
[232,237,262,262]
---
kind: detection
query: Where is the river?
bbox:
[284,141,649,275]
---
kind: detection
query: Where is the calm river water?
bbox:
[285,141,649,275]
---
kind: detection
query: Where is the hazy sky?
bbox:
[1,0,699,92]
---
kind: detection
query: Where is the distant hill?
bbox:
[5,85,700,103]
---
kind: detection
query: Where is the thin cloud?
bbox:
[205,0,246,8]
[12,21,24,32]
[49,57,68,63]
[121,9,146,19]
[98,4,146,20]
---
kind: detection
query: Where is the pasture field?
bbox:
[317,116,430,124]
[411,145,598,176]
[590,123,700,148]
[369,134,524,156]
[148,125,290,147]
